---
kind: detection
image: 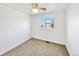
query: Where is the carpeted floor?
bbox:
[2,38,69,56]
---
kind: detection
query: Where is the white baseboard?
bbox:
[32,36,65,45]
[0,37,31,55]
[32,37,70,55]
[65,43,71,56]
[0,36,69,55]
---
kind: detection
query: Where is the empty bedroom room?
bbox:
[0,3,79,56]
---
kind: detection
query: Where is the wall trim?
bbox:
[0,37,70,56]
[0,37,31,55]
[31,37,65,45]
[65,43,71,56]
[32,37,70,55]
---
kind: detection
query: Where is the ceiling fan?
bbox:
[32,3,47,13]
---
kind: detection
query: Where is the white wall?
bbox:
[67,3,79,56]
[31,11,66,45]
[0,5,31,55]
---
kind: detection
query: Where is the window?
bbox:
[40,17,54,29]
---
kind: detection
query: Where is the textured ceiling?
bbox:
[0,3,69,15]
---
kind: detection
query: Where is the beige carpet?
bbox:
[2,38,69,56]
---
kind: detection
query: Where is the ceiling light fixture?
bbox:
[32,8,39,13]
[32,3,46,13]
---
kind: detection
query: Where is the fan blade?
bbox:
[32,3,38,8]
[40,8,46,10]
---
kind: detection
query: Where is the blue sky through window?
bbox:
[40,17,54,24]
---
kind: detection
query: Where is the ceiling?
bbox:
[0,3,70,15]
